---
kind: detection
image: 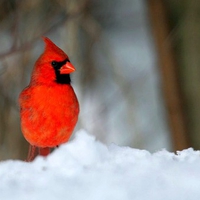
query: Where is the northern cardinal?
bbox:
[19,37,79,162]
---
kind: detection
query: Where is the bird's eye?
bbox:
[51,61,58,67]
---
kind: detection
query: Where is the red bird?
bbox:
[19,37,79,162]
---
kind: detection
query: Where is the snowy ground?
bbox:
[1,130,200,200]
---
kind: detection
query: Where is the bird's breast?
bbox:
[19,84,79,147]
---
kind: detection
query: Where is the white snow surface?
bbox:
[1,130,200,200]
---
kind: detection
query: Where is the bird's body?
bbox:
[19,37,79,161]
[19,83,79,147]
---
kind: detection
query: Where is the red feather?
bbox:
[19,37,79,161]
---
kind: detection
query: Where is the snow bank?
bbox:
[1,130,200,200]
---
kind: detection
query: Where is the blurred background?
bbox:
[0,0,198,160]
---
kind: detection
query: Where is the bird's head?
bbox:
[31,37,76,85]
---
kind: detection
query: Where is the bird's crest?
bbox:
[42,37,67,60]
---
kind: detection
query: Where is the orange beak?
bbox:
[60,62,76,74]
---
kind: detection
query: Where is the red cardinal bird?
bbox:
[19,37,79,162]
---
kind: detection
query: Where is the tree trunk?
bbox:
[147,0,190,150]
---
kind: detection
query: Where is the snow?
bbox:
[1,130,200,200]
